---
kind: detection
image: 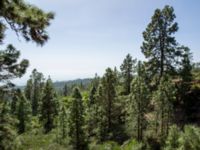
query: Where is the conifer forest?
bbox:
[0,0,200,150]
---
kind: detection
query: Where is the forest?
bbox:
[0,0,200,150]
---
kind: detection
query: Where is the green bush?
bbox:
[121,139,143,150]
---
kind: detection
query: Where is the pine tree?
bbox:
[25,69,45,116]
[63,84,68,97]
[24,79,33,102]
[91,73,100,89]
[0,0,54,45]
[141,5,183,83]
[41,78,57,133]
[95,85,106,142]
[88,86,96,106]
[0,0,54,91]
[16,90,31,134]
[101,68,117,140]
[86,86,97,138]
[120,54,136,95]
[0,45,29,92]
[68,88,87,150]
[0,101,17,150]
[153,76,176,137]
[179,46,193,82]
[57,102,68,144]
[129,61,150,141]
[99,68,125,142]
[10,89,21,115]
[176,46,193,125]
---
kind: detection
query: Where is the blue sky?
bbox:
[6,0,200,85]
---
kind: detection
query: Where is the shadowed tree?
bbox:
[41,77,57,133]
[153,76,176,137]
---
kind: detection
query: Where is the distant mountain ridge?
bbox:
[17,78,92,90]
[53,78,92,90]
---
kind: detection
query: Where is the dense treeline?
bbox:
[0,1,200,150]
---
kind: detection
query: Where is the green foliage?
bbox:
[89,141,120,150]
[10,89,20,115]
[128,61,150,141]
[153,76,176,137]
[68,88,88,150]
[192,62,200,81]
[164,125,200,150]
[41,77,58,133]
[0,45,29,91]
[0,0,54,149]
[63,84,68,96]
[141,5,185,83]
[121,139,143,150]
[56,100,69,144]
[0,4,199,150]
[0,0,53,91]
[179,46,193,82]
[16,90,31,134]
[120,54,137,95]
[90,73,100,89]
[25,69,45,116]
[95,85,106,141]
[86,86,98,139]
[100,68,126,142]
[24,79,32,102]
[0,101,18,150]
[179,125,200,150]
[0,0,54,45]
[16,130,67,150]
[164,125,180,150]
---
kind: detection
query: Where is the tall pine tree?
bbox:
[25,69,45,116]
[141,5,183,83]
[86,86,97,139]
[68,88,87,150]
[41,77,57,133]
[99,68,125,142]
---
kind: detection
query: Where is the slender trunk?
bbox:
[161,106,164,135]
[127,68,131,94]
[137,111,140,141]
[159,27,165,82]
[160,38,164,81]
